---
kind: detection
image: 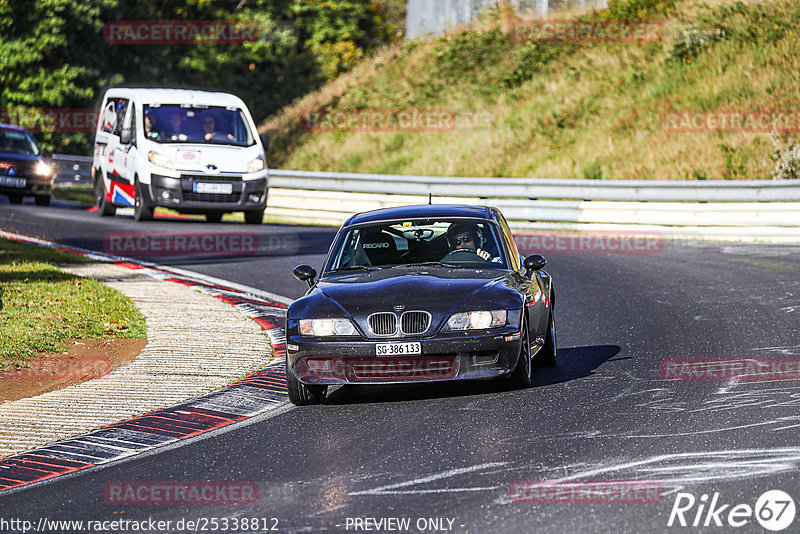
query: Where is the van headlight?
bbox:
[148,151,174,169]
[246,157,264,173]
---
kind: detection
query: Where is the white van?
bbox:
[93,88,269,223]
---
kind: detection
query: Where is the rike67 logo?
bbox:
[668,490,795,531]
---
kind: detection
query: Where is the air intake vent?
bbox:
[401,311,430,335]
[368,312,397,336]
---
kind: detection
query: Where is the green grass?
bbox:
[0,238,147,369]
[261,0,800,180]
[52,185,95,205]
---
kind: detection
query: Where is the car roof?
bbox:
[0,123,31,133]
[345,204,493,226]
[102,88,245,107]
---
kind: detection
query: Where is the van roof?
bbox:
[103,88,245,107]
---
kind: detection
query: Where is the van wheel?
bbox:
[244,209,264,225]
[8,194,23,204]
[133,179,154,222]
[205,212,223,223]
[95,176,116,216]
[35,195,51,207]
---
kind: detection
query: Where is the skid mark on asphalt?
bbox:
[349,462,507,496]
[0,234,294,493]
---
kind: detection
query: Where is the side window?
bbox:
[101,101,117,133]
[112,99,129,137]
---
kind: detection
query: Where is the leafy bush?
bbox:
[669,26,727,63]
[768,133,800,180]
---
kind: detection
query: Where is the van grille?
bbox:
[183,192,240,203]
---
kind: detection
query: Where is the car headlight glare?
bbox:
[34,160,53,177]
[148,151,174,169]
[446,310,508,331]
[299,318,357,337]
[246,157,264,173]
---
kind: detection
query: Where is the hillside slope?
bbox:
[261,0,800,180]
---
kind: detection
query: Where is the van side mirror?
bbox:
[523,254,547,276]
[120,128,133,144]
[42,149,54,159]
[293,264,317,288]
[259,132,270,153]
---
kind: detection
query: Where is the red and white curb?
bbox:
[0,230,294,493]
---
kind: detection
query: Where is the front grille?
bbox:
[401,311,430,335]
[369,313,397,336]
[183,192,240,203]
[181,174,242,182]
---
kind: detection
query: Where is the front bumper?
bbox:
[287,328,524,385]
[148,173,267,213]
[0,175,53,197]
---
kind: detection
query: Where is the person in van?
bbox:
[202,112,234,142]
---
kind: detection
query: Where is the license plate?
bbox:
[0,176,26,188]
[376,342,422,356]
[193,182,232,194]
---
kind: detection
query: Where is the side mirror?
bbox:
[42,149,54,159]
[293,264,317,288]
[120,128,133,145]
[523,254,547,276]
[259,132,270,153]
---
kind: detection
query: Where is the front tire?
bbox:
[133,179,154,222]
[509,323,532,389]
[535,309,557,367]
[95,175,116,216]
[35,195,51,206]
[244,208,264,225]
[286,363,327,406]
[7,194,23,204]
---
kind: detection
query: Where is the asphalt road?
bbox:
[2,197,800,533]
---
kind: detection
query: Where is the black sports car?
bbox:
[285,204,556,405]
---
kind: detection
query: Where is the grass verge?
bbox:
[0,237,147,369]
[52,186,95,205]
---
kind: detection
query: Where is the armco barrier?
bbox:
[53,156,800,242]
[53,154,92,186]
[267,170,800,242]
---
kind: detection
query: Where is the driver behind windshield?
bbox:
[446,223,491,261]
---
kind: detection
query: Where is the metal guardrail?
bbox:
[52,154,92,186]
[267,169,800,242]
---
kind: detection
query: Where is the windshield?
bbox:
[0,129,40,156]
[143,104,255,146]
[325,218,509,273]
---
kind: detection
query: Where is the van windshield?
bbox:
[143,105,255,146]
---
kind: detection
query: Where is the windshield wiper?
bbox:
[391,261,462,269]
[325,265,383,274]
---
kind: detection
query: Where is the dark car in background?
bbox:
[0,124,54,206]
[285,204,557,405]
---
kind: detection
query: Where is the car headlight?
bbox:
[445,310,507,330]
[148,151,174,169]
[299,318,358,337]
[33,160,53,178]
[246,157,264,173]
